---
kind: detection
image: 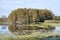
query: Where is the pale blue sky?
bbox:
[0,0,60,17]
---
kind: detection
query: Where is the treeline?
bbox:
[8,8,55,24]
[55,16,60,20]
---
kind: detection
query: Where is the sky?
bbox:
[0,0,60,17]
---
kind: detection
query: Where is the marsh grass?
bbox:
[0,32,60,40]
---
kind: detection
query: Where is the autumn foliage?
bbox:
[8,8,55,24]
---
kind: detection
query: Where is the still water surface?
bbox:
[0,25,10,34]
[0,25,60,34]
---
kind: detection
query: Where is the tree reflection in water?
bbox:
[8,24,55,35]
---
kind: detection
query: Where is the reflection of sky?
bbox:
[54,26,60,32]
[53,26,60,34]
[0,25,10,34]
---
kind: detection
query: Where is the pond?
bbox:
[0,25,11,34]
[54,26,60,33]
[0,25,60,34]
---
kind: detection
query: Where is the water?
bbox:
[0,25,10,34]
[0,25,60,34]
[54,26,60,33]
